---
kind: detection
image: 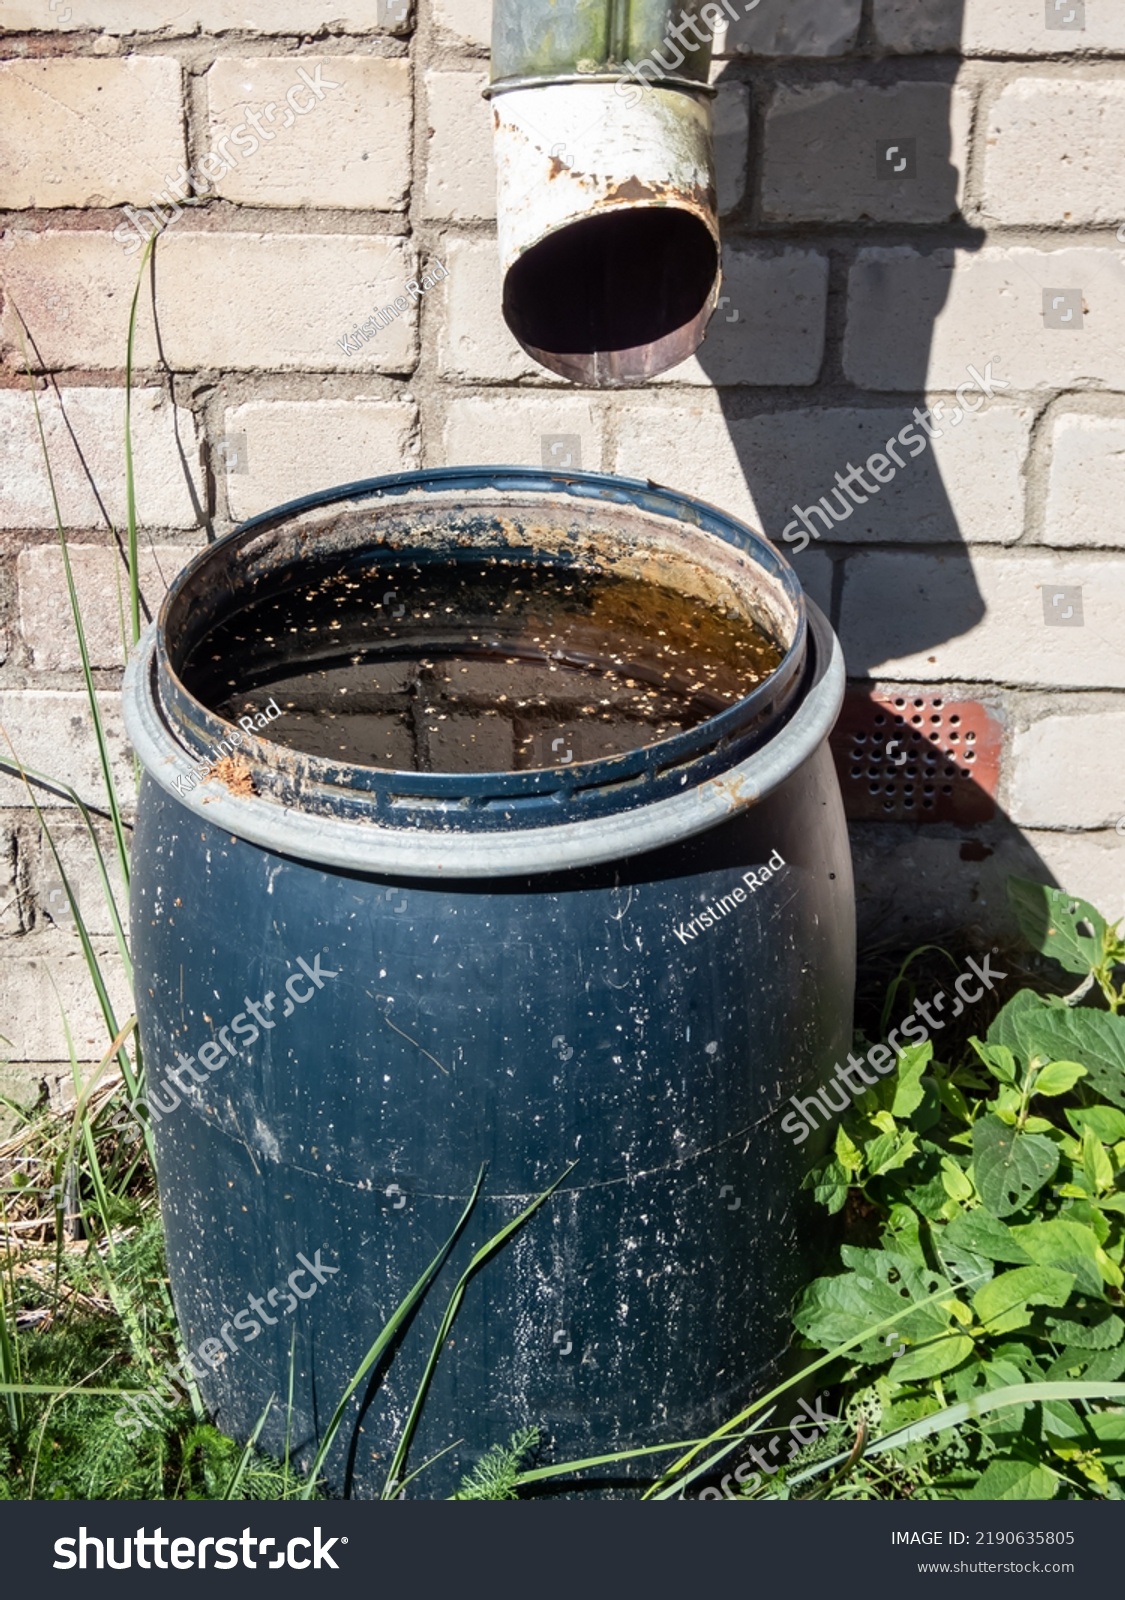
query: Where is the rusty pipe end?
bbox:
[491,81,721,388]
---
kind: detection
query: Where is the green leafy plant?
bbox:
[785,878,1125,1500]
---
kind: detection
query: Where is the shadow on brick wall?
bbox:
[699,0,1062,943]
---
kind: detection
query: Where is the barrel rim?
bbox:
[160,466,800,603]
[150,467,809,831]
[124,598,844,880]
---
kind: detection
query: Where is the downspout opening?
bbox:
[489,4,723,389]
[503,207,719,386]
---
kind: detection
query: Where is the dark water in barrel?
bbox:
[182,558,784,775]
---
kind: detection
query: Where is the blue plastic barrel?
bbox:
[122,467,854,1496]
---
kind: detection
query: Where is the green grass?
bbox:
[0,1098,582,1500]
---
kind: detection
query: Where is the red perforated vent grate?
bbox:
[830,692,1002,824]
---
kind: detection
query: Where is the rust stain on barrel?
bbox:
[709,773,759,810]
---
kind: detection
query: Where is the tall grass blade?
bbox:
[283,1326,297,1487]
[880,943,961,1034]
[395,1440,464,1498]
[510,1437,748,1493]
[382,1162,576,1498]
[221,1395,275,1500]
[297,1167,486,1499]
[0,751,145,1142]
[645,1416,775,1501]
[16,332,133,895]
[123,234,157,648]
[0,759,131,980]
[777,1381,1125,1497]
[0,1277,24,1441]
[48,995,155,1387]
[0,1384,136,1397]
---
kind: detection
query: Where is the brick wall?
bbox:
[2,0,1124,1099]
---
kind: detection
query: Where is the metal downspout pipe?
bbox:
[487,0,724,387]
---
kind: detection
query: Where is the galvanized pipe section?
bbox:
[488,0,724,386]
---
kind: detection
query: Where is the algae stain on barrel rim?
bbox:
[122,467,855,1496]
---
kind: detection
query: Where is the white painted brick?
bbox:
[850,829,1006,942]
[728,401,1031,548]
[611,395,759,523]
[0,1,412,33]
[0,822,19,937]
[0,690,134,810]
[877,0,1125,55]
[1010,711,1125,828]
[838,552,1125,687]
[0,231,418,374]
[443,394,602,470]
[761,83,971,224]
[846,825,1107,943]
[159,232,419,373]
[716,0,862,57]
[423,70,494,221]
[437,235,550,383]
[0,936,133,1063]
[656,247,829,386]
[713,80,750,216]
[433,0,491,48]
[0,387,202,532]
[0,57,185,210]
[224,399,419,520]
[0,1063,61,1130]
[872,0,960,53]
[18,545,200,671]
[983,80,1125,227]
[30,818,128,940]
[1045,411,1125,548]
[797,551,836,626]
[1025,831,1125,927]
[845,248,1125,392]
[609,396,835,614]
[0,230,160,371]
[205,58,411,212]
